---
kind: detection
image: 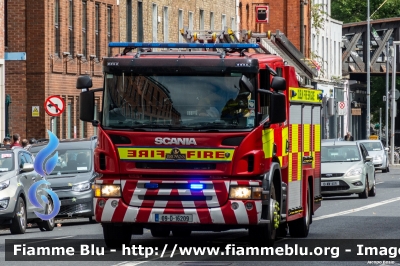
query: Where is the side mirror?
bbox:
[269,92,286,124]
[76,75,93,90]
[365,156,373,162]
[271,76,286,91]
[21,163,34,172]
[79,91,95,122]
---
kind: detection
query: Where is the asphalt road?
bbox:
[2,168,400,266]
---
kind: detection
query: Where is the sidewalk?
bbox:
[389,164,400,168]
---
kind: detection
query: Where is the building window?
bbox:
[55,0,60,56]
[126,0,132,42]
[82,1,87,57]
[163,7,169,43]
[199,10,204,30]
[221,14,226,30]
[95,3,100,58]
[178,9,183,42]
[231,17,235,31]
[210,12,214,30]
[152,4,157,42]
[137,1,143,42]
[189,11,193,30]
[67,103,71,139]
[69,0,74,56]
[107,6,112,56]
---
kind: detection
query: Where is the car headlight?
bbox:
[374,155,382,160]
[344,168,363,177]
[72,182,91,192]
[0,180,10,191]
[229,187,262,200]
[93,184,121,197]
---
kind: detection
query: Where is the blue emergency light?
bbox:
[145,183,159,189]
[190,184,204,190]
[108,42,259,49]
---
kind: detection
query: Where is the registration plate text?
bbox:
[321,181,340,186]
[154,214,193,223]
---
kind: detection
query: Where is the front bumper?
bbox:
[56,189,94,218]
[94,198,262,225]
[321,174,365,195]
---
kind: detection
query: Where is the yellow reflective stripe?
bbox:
[289,153,293,182]
[291,125,298,153]
[278,156,283,167]
[303,124,310,152]
[262,129,274,158]
[312,151,316,168]
[297,152,302,180]
[282,126,288,156]
[314,124,321,152]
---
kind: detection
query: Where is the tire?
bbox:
[10,197,27,234]
[359,178,369,199]
[289,183,311,238]
[103,223,132,249]
[172,229,191,237]
[249,182,278,247]
[369,175,376,197]
[151,228,170,237]
[37,199,55,231]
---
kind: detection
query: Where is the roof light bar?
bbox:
[108,42,259,49]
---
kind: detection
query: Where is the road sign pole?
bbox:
[379,108,382,139]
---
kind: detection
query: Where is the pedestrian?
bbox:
[22,139,31,150]
[10,133,22,148]
[344,131,354,141]
[2,136,11,148]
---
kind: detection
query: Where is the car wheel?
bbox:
[289,183,311,237]
[249,182,278,247]
[151,228,170,237]
[10,197,27,234]
[37,199,55,231]
[369,175,376,197]
[359,179,369,199]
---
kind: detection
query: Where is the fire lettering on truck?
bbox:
[118,147,234,162]
[155,137,197,145]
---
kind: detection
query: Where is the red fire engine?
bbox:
[76,40,322,248]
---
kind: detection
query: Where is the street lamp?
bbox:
[386,42,390,148]
[390,41,399,164]
[366,0,371,139]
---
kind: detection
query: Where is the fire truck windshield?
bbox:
[102,73,257,131]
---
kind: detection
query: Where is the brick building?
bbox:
[0,0,4,140]
[119,0,237,43]
[239,0,311,57]
[5,0,119,140]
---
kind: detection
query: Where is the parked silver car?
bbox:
[0,147,55,234]
[321,141,376,198]
[358,140,389,172]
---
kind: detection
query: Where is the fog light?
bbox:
[111,200,118,208]
[245,202,253,210]
[0,199,9,209]
[98,199,106,208]
[353,181,363,186]
[231,202,239,210]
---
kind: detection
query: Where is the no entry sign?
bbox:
[44,95,65,116]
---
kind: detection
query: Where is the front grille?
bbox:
[52,186,72,191]
[321,180,350,191]
[59,203,90,215]
[136,162,216,170]
[137,182,213,189]
[321,173,344,178]
[139,195,211,201]
[141,175,211,180]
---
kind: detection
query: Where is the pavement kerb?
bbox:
[389,164,400,168]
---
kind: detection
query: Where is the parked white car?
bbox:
[321,141,376,198]
[357,140,389,172]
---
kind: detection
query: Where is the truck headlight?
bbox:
[344,168,362,177]
[0,180,10,191]
[229,187,262,200]
[93,184,121,197]
[72,182,91,192]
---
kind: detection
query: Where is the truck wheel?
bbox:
[103,223,132,249]
[10,197,27,234]
[37,199,55,231]
[249,182,278,247]
[151,228,170,237]
[289,184,310,238]
[172,229,191,237]
[358,179,369,199]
